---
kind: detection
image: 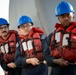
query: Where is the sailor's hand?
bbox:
[53,58,68,67]
[26,58,40,66]
[43,60,47,65]
[4,71,8,75]
[7,62,16,68]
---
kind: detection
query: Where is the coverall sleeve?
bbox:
[43,33,57,67]
[14,45,27,67]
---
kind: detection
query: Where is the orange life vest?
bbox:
[50,22,76,61]
[19,27,44,61]
[0,30,18,63]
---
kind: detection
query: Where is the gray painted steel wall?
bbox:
[9,0,76,35]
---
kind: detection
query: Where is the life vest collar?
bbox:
[19,27,44,39]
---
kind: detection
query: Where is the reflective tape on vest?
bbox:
[0,46,5,53]
[0,43,9,53]
[22,40,33,51]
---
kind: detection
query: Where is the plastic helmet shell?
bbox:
[0,18,9,26]
[18,15,33,27]
[55,1,75,16]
